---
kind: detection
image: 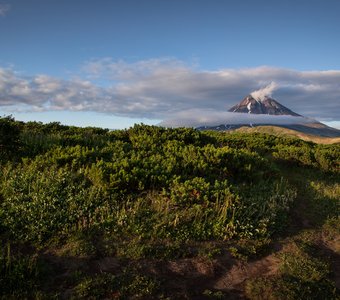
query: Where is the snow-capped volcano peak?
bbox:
[228,95,301,116]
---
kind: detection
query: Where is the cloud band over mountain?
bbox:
[1,59,340,122]
[159,109,314,128]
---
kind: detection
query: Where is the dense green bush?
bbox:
[272,143,339,172]
[0,117,339,298]
[0,116,21,161]
[0,163,108,243]
[0,117,338,249]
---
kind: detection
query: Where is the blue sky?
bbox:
[1,0,340,128]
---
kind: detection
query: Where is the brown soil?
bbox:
[42,226,339,299]
[44,250,281,299]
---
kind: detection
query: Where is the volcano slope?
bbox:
[232,125,340,144]
[0,118,339,299]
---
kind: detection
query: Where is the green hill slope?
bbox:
[1,117,339,299]
[232,125,340,144]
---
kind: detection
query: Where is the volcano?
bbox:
[228,95,301,116]
[161,91,340,138]
[194,94,340,138]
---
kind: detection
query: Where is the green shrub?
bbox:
[0,244,47,298]
[0,116,21,161]
[0,164,108,243]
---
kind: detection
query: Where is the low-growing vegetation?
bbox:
[245,240,338,300]
[0,116,339,298]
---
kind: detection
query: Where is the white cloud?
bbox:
[82,57,187,81]
[159,109,314,128]
[1,60,340,124]
[251,82,278,101]
[0,3,10,16]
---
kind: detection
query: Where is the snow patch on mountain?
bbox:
[228,94,301,116]
[247,102,252,113]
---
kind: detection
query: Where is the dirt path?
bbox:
[212,254,280,291]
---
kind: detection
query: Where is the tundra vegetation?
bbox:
[0,116,339,299]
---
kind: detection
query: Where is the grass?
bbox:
[73,270,160,299]
[0,244,57,299]
[245,242,338,300]
[244,164,340,300]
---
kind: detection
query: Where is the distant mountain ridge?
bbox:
[228,95,301,116]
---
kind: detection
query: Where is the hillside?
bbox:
[0,117,339,299]
[232,125,340,144]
